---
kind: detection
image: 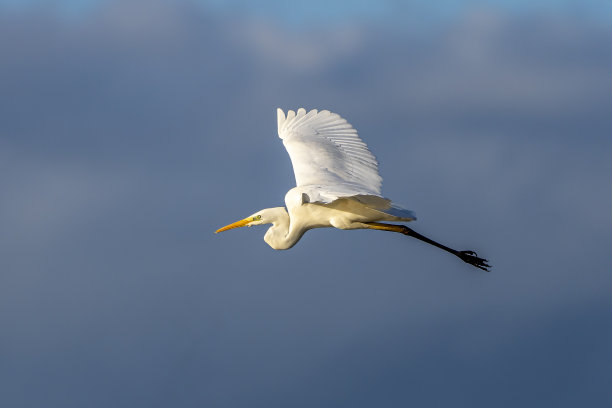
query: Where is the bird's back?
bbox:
[285,186,415,231]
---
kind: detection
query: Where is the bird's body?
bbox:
[260,187,415,250]
[216,108,490,271]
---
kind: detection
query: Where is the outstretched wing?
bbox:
[277,108,383,203]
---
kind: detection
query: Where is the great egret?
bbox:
[216,108,490,271]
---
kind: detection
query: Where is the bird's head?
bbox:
[215,207,287,234]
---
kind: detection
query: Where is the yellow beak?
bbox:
[215,217,252,233]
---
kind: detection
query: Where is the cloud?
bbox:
[1,2,611,407]
[0,152,136,248]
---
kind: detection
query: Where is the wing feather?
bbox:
[277,108,383,202]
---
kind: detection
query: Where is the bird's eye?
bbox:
[253,215,261,221]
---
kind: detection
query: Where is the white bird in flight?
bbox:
[216,108,490,271]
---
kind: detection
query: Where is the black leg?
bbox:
[364,222,491,271]
[399,226,491,271]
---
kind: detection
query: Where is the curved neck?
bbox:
[263,207,304,250]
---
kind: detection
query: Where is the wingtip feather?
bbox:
[277,108,285,132]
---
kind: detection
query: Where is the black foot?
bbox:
[457,250,491,272]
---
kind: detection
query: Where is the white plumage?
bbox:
[278,108,414,219]
[215,108,490,271]
[278,107,381,199]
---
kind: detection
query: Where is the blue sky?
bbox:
[1,1,612,407]
[3,0,612,23]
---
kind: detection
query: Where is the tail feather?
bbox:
[344,194,416,222]
[383,204,416,221]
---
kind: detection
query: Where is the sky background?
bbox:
[1,0,612,407]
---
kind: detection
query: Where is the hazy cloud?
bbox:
[1,2,611,407]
